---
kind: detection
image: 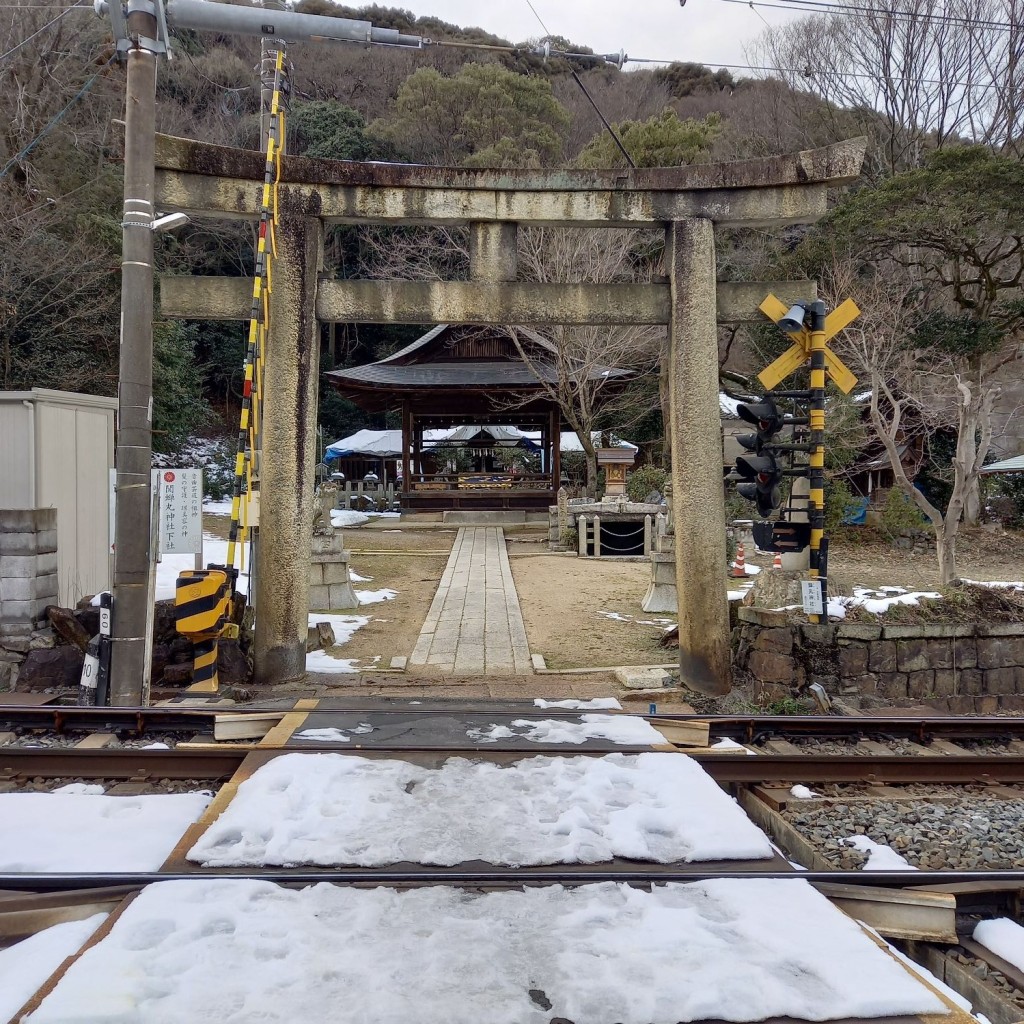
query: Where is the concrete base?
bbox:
[641,552,677,613]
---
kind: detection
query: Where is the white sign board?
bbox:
[801,579,825,617]
[109,468,203,555]
[158,469,203,554]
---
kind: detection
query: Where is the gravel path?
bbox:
[784,796,1024,869]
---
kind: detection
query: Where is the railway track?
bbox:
[3,701,1023,1024]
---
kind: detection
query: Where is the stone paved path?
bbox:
[409,527,531,675]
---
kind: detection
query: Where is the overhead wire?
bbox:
[716,0,1018,30]
[0,0,86,62]
[522,0,636,168]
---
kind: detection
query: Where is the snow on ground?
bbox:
[598,611,675,630]
[331,509,370,528]
[154,534,248,600]
[0,914,109,1022]
[26,878,947,1024]
[0,792,211,871]
[305,612,370,675]
[869,926,972,1012]
[711,738,756,754]
[202,498,234,516]
[973,918,1024,973]
[350,570,371,582]
[961,578,1024,592]
[187,752,773,868]
[533,698,622,710]
[467,715,664,747]
[843,835,918,871]
[829,586,942,620]
[356,588,397,604]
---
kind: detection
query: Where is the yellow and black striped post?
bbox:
[807,300,828,623]
[225,48,290,581]
[175,569,231,692]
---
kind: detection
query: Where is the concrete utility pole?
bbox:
[109,0,159,706]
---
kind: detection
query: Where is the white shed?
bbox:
[0,389,117,606]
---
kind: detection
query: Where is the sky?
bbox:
[378,0,801,74]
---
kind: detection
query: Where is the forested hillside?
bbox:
[2,0,1022,548]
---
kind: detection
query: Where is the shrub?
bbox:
[627,464,667,502]
[879,487,927,535]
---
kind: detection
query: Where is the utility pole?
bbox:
[109,0,160,706]
[806,299,828,623]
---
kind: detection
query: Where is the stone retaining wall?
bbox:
[733,607,1024,705]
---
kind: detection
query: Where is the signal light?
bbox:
[735,453,783,517]
[736,395,784,453]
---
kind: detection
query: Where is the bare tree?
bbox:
[826,261,1002,583]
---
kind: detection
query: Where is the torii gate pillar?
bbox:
[253,212,323,684]
[668,219,731,693]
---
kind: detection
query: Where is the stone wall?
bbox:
[1,509,59,689]
[309,531,357,611]
[733,607,1024,708]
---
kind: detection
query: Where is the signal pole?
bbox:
[109,0,160,706]
[806,300,828,622]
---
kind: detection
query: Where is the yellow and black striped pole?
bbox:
[175,569,231,693]
[807,300,828,623]
[225,49,289,580]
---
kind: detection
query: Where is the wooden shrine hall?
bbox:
[326,324,631,510]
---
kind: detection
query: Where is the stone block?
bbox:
[953,638,977,669]
[0,620,32,637]
[847,672,879,694]
[322,562,352,586]
[530,653,546,671]
[390,655,408,671]
[997,694,1024,712]
[37,530,58,553]
[327,583,359,610]
[0,554,36,578]
[0,658,18,690]
[311,532,344,556]
[896,639,930,673]
[308,563,324,587]
[34,573,58,600]
[308,584,330,610]
[751,627,793,656]
[747,650,797,683]
[1,577,35,602]
[838,644,869,676]
[922,640,954,670]
[978,637,1024,669]
[868,640,897,673]
[0,532,40,556]
[906,669,935,697]
[801,624,837,646]
[615,667,671,689]
[878,673,909,699]
[0,508,56,533]
[35,551,58,576]
[931,669,957,696]
[944,695,977,714]
[983,667,1021,695]
[977,694,999,714]
[17,645,83,689]
[977,622,1024,637]
[737,607,791,627]
[836,624,883,641]
[959,668,984,695]
[0,600,38,623]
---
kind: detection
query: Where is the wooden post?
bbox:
[667,219,731,695]
[401,402,412,495]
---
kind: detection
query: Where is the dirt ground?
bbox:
[204,514,1023,675]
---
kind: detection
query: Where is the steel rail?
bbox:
[4,869,1024,892]
[3,748,1024,783]
[4,705,1024,741]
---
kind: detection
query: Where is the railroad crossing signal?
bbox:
[757,295,860,393]
[734,395,786,517]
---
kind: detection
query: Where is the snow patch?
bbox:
[468,715,664,747]
[187,752,774,867]
[974,918,1024,974]
[356,588,397,604]
[0,792,211,871]
[154,534,249,601]
[27,879,947,1024]
[711,738,756,754]
[202,498,233,516]
[830,586,942,619]
[52,783,105,796]
[790,785,818,800]
[844,834,918,871]
[296,724,374,743]
[331,509,370,528]
[0,914,109,1023]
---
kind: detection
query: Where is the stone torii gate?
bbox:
[155,133,866,693]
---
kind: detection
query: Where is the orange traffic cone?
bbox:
[731,542,748,578]
[772,552,783,570]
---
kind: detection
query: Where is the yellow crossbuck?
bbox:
[757,294,860,393]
